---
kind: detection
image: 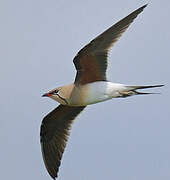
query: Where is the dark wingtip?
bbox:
[141,3,148,9]
[137,4,148,13]
[143,3,148,8]
[52,175,57,180]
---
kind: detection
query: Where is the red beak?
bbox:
[42,93,51,97]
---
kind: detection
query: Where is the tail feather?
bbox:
[133,91,160,95]
[125,84,164,91]
[123,84,164,97]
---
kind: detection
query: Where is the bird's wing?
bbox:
[73,4,147,85]
[40,105,86,179]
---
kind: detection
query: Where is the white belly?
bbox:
[79,81,126,105]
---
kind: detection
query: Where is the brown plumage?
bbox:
[74,4,147,85]
[41,4,148,179]
[40,105,85,179]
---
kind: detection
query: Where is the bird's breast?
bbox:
[69,81,113,106]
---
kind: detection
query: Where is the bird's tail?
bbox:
[119,84,164,97]
[125,84,164,95]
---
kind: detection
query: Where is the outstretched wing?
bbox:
[73,4,147,85]
[40,105,86,179]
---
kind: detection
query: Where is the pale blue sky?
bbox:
[0,0,170,180]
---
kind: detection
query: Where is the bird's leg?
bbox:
[119,91,135,98]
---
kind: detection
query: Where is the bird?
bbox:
[40,4,163,179]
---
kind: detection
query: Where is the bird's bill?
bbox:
[42,93,51,97]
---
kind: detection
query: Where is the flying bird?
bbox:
[41,4,163,179]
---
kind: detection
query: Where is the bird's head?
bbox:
[42,87,69,105]
[42,84,74,105]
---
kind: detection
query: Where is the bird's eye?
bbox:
[53,89,59,95]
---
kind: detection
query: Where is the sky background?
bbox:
[0,0,170,180]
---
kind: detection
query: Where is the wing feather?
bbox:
[73,4,147,85]
[40,105,85,179]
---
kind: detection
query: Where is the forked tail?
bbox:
[120,84,164,97]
